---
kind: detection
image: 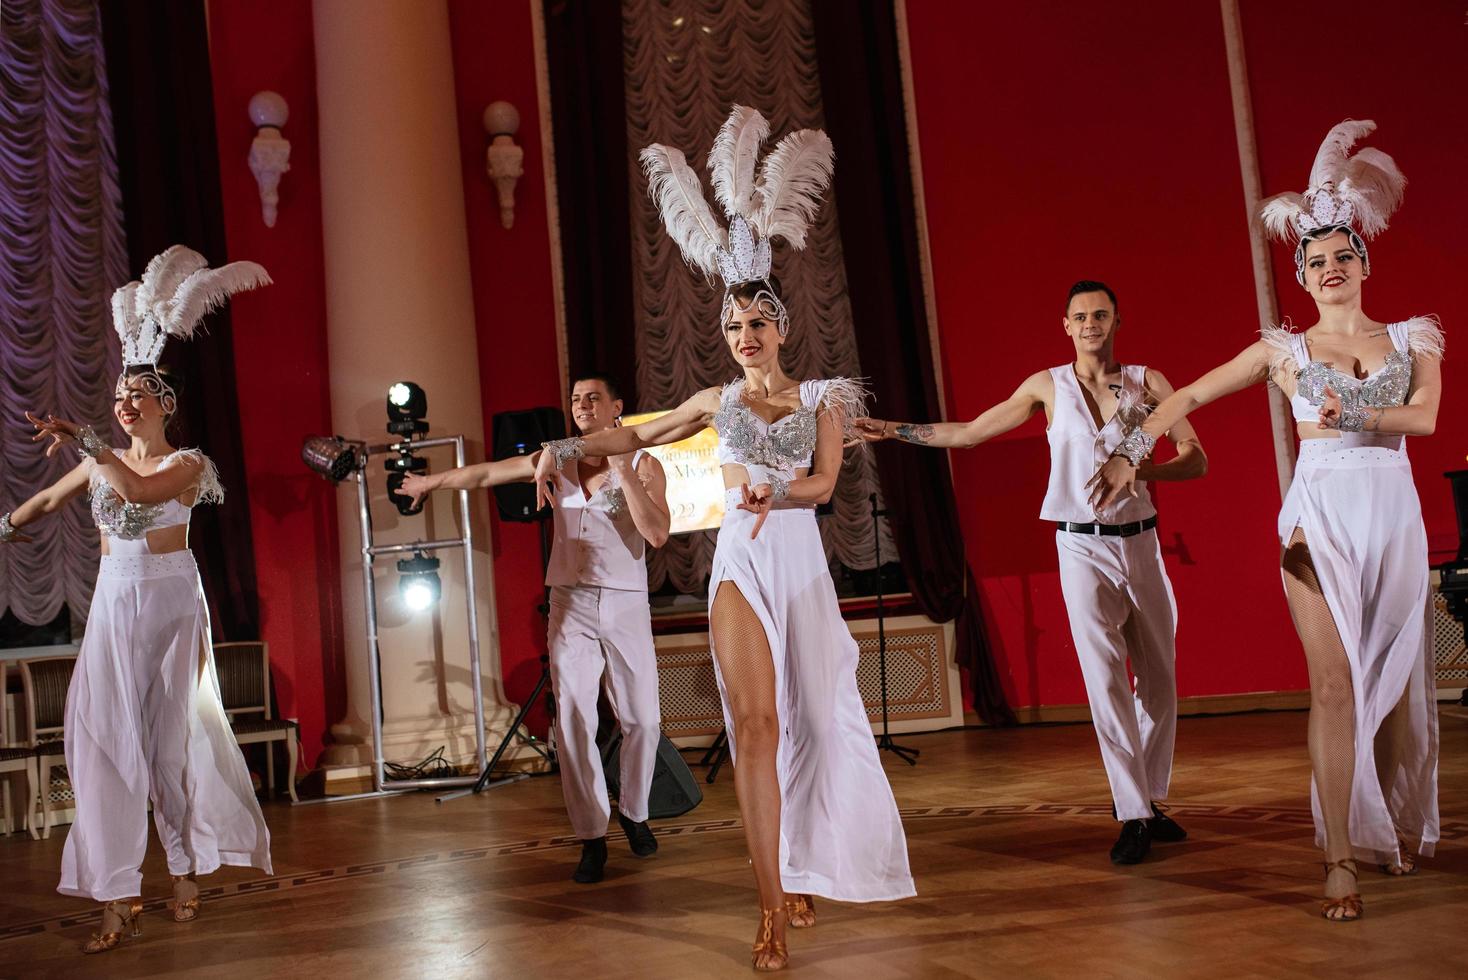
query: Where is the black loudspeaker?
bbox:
[490,407,566,523]
[600,732,704,819]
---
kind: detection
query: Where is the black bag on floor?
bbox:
[599,731,703,819]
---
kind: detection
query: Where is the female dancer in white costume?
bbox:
[3,247,273,952]
[534,107,914,971]
[1090,121,1440,921]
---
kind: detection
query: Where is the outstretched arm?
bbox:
[534,387,721,509]
[855,371,1050,449]
[400,455,537,508]
[2,461,92,542]
[1134,369,1208,483]
[28,413,202,504]
[1089,341,1270,510]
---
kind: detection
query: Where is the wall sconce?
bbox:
[248,91,292,228]
[483,101,524,230]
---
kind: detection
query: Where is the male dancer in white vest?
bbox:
[856,281,1207,864]
[403,373,671,882]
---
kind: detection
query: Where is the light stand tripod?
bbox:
[870,493,918,765]
[439,514,556,801]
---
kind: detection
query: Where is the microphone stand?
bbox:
[870,493,918,765]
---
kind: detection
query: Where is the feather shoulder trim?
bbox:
[1259,323,1303,377]
[804,376,871,443]
[1396,314,1444,361]
[159,448,225,505]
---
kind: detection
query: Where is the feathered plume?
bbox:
[752,129,834,249]
[708,105,769,220]
[161,261,272,338]
[640,144,728,278]
[136,245,208,321]
[1258,119,1405,241]
[1258,192,1306,242]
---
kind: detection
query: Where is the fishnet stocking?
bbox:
[1282,528,1356,899]
[711,581,785,911]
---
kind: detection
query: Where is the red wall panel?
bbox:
[447,0,564,734]
[905,1,1305,708]
[208,0,344,764]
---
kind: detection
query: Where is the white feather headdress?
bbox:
[1258,120,1406,242]
[640,105,834,290]
[112,244,272,367]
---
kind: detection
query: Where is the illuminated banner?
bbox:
[623,411,724,534]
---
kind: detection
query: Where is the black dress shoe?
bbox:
[617,813,659,857]
[1149,802,1188,843]
[572,837,608,883]
[1110,819,1152,865]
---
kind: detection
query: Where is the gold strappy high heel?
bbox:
[81,900,144,954]
[170,874,201,922]
[751,907,789,972]
[784,893,816,928]
[1320,858,1363,922]
[1379,832,1418,876]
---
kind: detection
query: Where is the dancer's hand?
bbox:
[852,417,891,443]
[739,482,773,539]
[1086,456,1138,512]
[26,412,80,457]
[1317,385,1342,429]
[399,471,438,508]
[532,450,558,511]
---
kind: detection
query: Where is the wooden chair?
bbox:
[17,654,75,839]
[213,641,299,802]
[0,661,40,839]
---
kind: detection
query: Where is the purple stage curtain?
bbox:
[97,0,260,641]
[810,0,1016,725]
[0,0,127,628]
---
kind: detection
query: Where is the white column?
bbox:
[313,0,513,772]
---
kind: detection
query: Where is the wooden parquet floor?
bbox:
[1,708,1464,979]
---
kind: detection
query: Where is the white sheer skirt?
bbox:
[59,551,272,901]
[709,491,915,903]
[1278,438,1439,863]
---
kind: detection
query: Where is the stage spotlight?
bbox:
[387,381,429,438]
[386,472,425,516]
[301,436,359,482]
[397,551,441,611]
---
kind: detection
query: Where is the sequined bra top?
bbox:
[88,448,224,540]
[712,377,868,479]
[1261,316,1445,424]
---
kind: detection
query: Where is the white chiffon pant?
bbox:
[59,551,272,901]
[709,493,915,903]
[1279,439,1439,862]
[547,584,661,839]
[1055,528,1177,821]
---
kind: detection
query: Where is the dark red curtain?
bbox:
[811,0,1015,725]
[98,0,259,640]
[542,0,640,408]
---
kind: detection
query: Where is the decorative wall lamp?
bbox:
[248,91,292,228]
[483,101,523,229]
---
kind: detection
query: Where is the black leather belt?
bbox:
[1056,516,1157,537]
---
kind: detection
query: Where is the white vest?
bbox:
[544,450,649,591]
[1039,363,1156,525]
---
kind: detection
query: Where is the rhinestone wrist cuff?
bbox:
[541,437,586,467]
[769,475,791,501]
[1112,428,1157,467]
[75,424,108,460]
[0,512,16,542]
[1336,405,1370,432]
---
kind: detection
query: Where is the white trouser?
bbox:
[1055,528,1178,822]
[547,584,662,839]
